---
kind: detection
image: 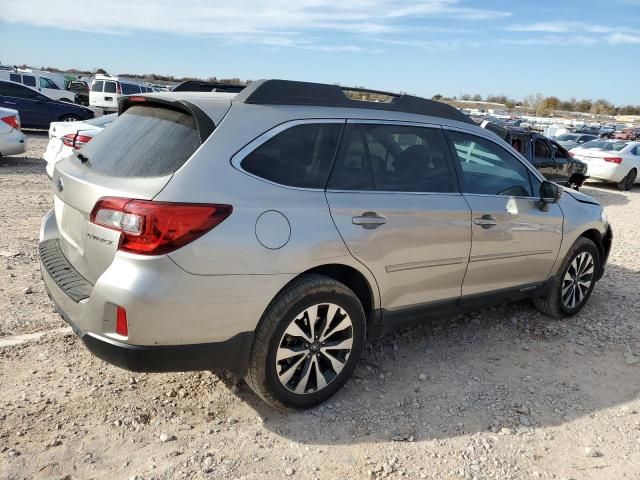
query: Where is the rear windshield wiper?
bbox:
[77,152,90,163]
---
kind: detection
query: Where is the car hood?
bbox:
[565,188,600,206]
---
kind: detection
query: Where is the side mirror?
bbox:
[539,181,563,211]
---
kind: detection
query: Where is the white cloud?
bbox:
[609,33,640,44]
[0,0,510,40]
[506,22,616,34]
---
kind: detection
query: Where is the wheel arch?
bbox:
[578,227,612,280]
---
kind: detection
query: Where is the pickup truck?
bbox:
[480,121,588,190]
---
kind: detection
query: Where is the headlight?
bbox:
[601,208,608,226]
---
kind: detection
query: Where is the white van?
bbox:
[89,75,154,112]
[0,70,76,103]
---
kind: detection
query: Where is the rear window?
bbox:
[104,81,117,94]
[556,134,578,141]
[22,75,36,87]
[79,105,201,177]
[91,80,104,92]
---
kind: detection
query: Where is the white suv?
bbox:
[0,70,76,103]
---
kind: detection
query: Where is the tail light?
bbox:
[604,157,623,164]
[116,306,128,337]
[569,151,575,157]
[62,133,93,150]
[1,115,20,130]
[90,197,232,255]
[115,82,122,94]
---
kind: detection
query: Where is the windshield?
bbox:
[557,134,579,141]
[581,140,629,151]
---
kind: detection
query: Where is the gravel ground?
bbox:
[1,133,639,480]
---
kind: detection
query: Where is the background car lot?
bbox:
[1,133,639,479]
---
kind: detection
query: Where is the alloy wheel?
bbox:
[275,303,353,394]
[561,252,595,310]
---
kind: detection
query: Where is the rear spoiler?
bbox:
[118,95,215,143]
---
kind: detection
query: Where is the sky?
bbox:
[0,0,639,104]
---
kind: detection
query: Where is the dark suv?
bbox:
[481,122,588,189]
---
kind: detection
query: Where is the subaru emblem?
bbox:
[56,177,64,192]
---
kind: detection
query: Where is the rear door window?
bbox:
[104,81,117,94]
[121,83,141,95]
[240,123,343,188]
[91,80,104,92]
[328,123,456,193]
[0,81,41,99]
[79,105,202,177]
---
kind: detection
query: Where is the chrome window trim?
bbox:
[345,118,441,128]
[230,118,346,192]
[325,189,464,196]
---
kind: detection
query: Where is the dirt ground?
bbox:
[1,133,639,480]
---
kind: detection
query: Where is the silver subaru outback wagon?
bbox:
[40,80,612,409]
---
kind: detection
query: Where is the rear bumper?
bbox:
[0,130,26,156]
[41,250,254,375]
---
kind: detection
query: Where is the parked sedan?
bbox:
[0,106,25,156]
[43,113,115,178]
[0,80,94,129]
[555,133,598,151]
[570,140,640,190]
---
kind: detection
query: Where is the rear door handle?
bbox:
[474,214,498,228]
[352,212,386,229]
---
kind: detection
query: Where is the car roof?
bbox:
[232,79,474,125]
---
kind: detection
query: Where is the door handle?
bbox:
[352,212,386,229]
[474,214,498,228]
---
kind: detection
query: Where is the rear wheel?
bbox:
[617,168,637,191]
[533,237,600,319]
[59,114,80,122]
[245,274,365,409]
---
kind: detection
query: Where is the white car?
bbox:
[0,106,25,156]
[570,140,640,191]
[43,113,115,178]
[0,70,76,103]
[89,75,154,112]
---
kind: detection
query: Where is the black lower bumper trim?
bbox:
[82,331,254,376]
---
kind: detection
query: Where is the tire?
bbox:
[59,114,80,122]
[245,274,366,409]
[616,168,637,191]
[60,98,72,103]
[533,237,600,319]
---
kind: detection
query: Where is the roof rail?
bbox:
[234,79,473,124]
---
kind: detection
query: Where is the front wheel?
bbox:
[617,168,637,191]
[533,237,600,319]
[245,274,366,409]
